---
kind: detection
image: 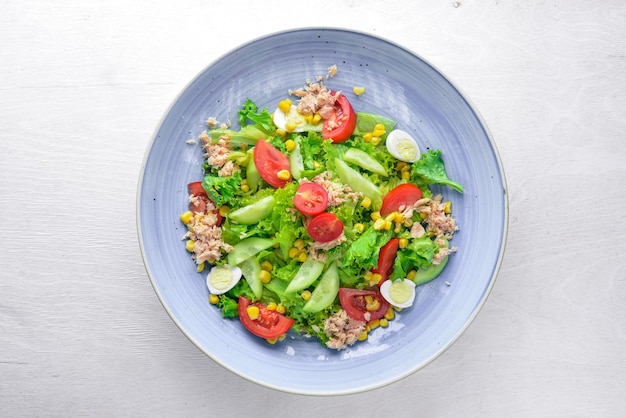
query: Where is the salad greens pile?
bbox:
[182,86,463,349]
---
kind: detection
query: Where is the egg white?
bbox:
[385,129,420,163]
[206,265,242,295]
[380,278,417,309]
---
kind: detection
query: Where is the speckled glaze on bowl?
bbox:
[137,28,507,395]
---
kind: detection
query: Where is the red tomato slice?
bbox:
[294,182,329,216]
[322,92,357,143]
[372,238,399,285]
[307,212,344,243]
[253,139,291,188]
[237,297,295,339]
[338,288,391,322]
[187,181,222,225]
[380,184,423,216]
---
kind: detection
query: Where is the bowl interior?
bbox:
[137,28,507,395]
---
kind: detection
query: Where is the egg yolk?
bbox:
[389,280,414,304]
[396,139,417,161]
[209,267,234,291]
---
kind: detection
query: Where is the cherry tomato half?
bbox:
[294,182,329,216]
[187,181,222,225]
[322,92,357,143]
[253,139,291,188]
[307,212,344,243]
[380,184,423,216]
[237,297,295,339]
[338,288,391,322]
[372,238,399,285]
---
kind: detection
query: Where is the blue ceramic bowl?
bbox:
[137,28,507,395]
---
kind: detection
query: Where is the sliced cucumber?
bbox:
[245,148,261,192]
[413,254,448,286]
[227,196,275,225]
[343,148,387,177]
[335,158,382,208]
[238,256,263,299]
[302,262,340,313]
[227,237,276,266]
[285,258,325,293]
[289,141,304,180]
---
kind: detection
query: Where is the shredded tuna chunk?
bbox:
[421,194,458,240]
[290,80,337,117]
[308,172,361,206]
[324,309,366,350]
[183,207,233,265]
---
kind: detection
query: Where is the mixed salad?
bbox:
[180,69,463,350]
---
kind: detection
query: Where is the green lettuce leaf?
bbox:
[201,171,243,207]
[237,98,275,134]
[389,236,439,280]
[411,149,463,193]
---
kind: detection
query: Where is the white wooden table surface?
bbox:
[2,1,625,416]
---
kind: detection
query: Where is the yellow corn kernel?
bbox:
[285,139,296,152]
[288,247,300,258]
[180,211,193,225]
[399,238,409,249]
[384,307,395,320]
[373,123,386,136]
[298,251,307,263]
[360,196,372,209]
[266,338,278,345]
[185,239,195,252]
[278,98,292,113]
[393,306,403,312]
[384,212,397,223]
[241,184,250,193]
[394,223,402,234]
[368,319,380,330]
[369,273,382,285]
[293,239,306,250]
[219,205,229,216]
[353,86,366,96]
[379,318,389,328]
[373,218,386,230]
[419,212,428,220]
[275,128,286,138]
[209,294,220,305]
[401,170,411,180]
[260,260,273,272]
[301,290,312,301]
[365,295,380,311]
[401,164,411,172]
[285,121,297,132]
[371,211,381,221]
[313,161,322,169]
[266,302,278,311]
[363,132,373,142]
[371,136,382,146]
[407,269,417,281]
[276,169,291,180]
[246,305,260,320]
[383,220,392,230]
[312,113,322,124]
[276,304,286,314]
[259,270,271,284]
[394,212,405,223]
[444,201,452,214]
[277,334,286,341]
[353,223,365,233]
[196,262,205,273]
[357,331,368,341]
[396,161,408,171]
